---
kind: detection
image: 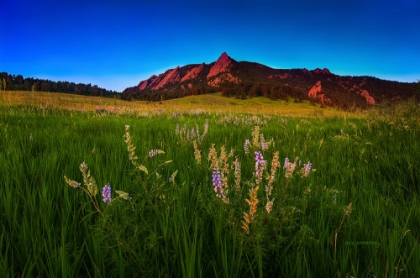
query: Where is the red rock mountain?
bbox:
[123,52,417,109]
[207,52,232,79]
[181,63,205,82]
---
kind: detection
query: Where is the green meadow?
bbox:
[1,91,419,277]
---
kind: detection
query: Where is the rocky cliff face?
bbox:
[181,63,205,82]
[207,52,233,79]
[308,81,322,98]
[153,67,180,90]
[208,73,241,86]
[360,90,375,104]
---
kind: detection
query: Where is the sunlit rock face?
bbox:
[308,81,322,98]
[153,67,180,90]
[207,52,232,79]
[181,63,205,82]
[360,90,375,104]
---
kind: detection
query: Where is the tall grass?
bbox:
[1,99,419,277]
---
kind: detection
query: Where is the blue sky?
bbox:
[1,0,419,92]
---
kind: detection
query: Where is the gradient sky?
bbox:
[1,0,419,92]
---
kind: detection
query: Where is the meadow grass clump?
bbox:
[201,126,317,237]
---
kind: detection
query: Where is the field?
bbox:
[1,91,419,277]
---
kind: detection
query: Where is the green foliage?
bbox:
[1,103,419,277]
[0,71,120,95]
[0,78,5,91]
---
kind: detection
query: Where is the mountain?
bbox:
[122,52,418,110]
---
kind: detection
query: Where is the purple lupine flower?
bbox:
[254,151,266,185]
[244,139,250,154]
[212,169,223,198]
[102,184,112,203]
[283,157,289,169]
[303,162,312,178]
[254,151,265,171]
[261,141,268,151]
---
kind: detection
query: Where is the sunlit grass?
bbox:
[0,90,366,117]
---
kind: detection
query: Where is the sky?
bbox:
[1,0,419,92]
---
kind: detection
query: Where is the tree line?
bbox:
[0,72,120,97]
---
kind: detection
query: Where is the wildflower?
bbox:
[169,170,178,183]
[206,145,229,203]
[220,146,229,176]
[252,126,260,147]
[284,158,296,179]
[79,162,98,196]
[234,156,241,192]
[242,185,259,234]
[148,149,164,157]
[261,141,268,151]
[267,151,279,188]
[102,184,112,203]
[254,151,266,186]
[254,151,265,170]
[64,176,80,188]
[212,169,223,198]
[283,157,289,169]
[262,151,279,211]
[302,162,312,178]
[265,198,274,214]
[260,134,268,151]
[244,139,250,154]
[208,144,218,170]
[124,125,138,167]
[193,140,201,164]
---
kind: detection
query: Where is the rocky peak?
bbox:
[313,68,331,74]
[153,66,180,90]
[207,52,233,79]
[322,68,331,74]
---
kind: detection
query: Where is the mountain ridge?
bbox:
[122,53,417,110]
